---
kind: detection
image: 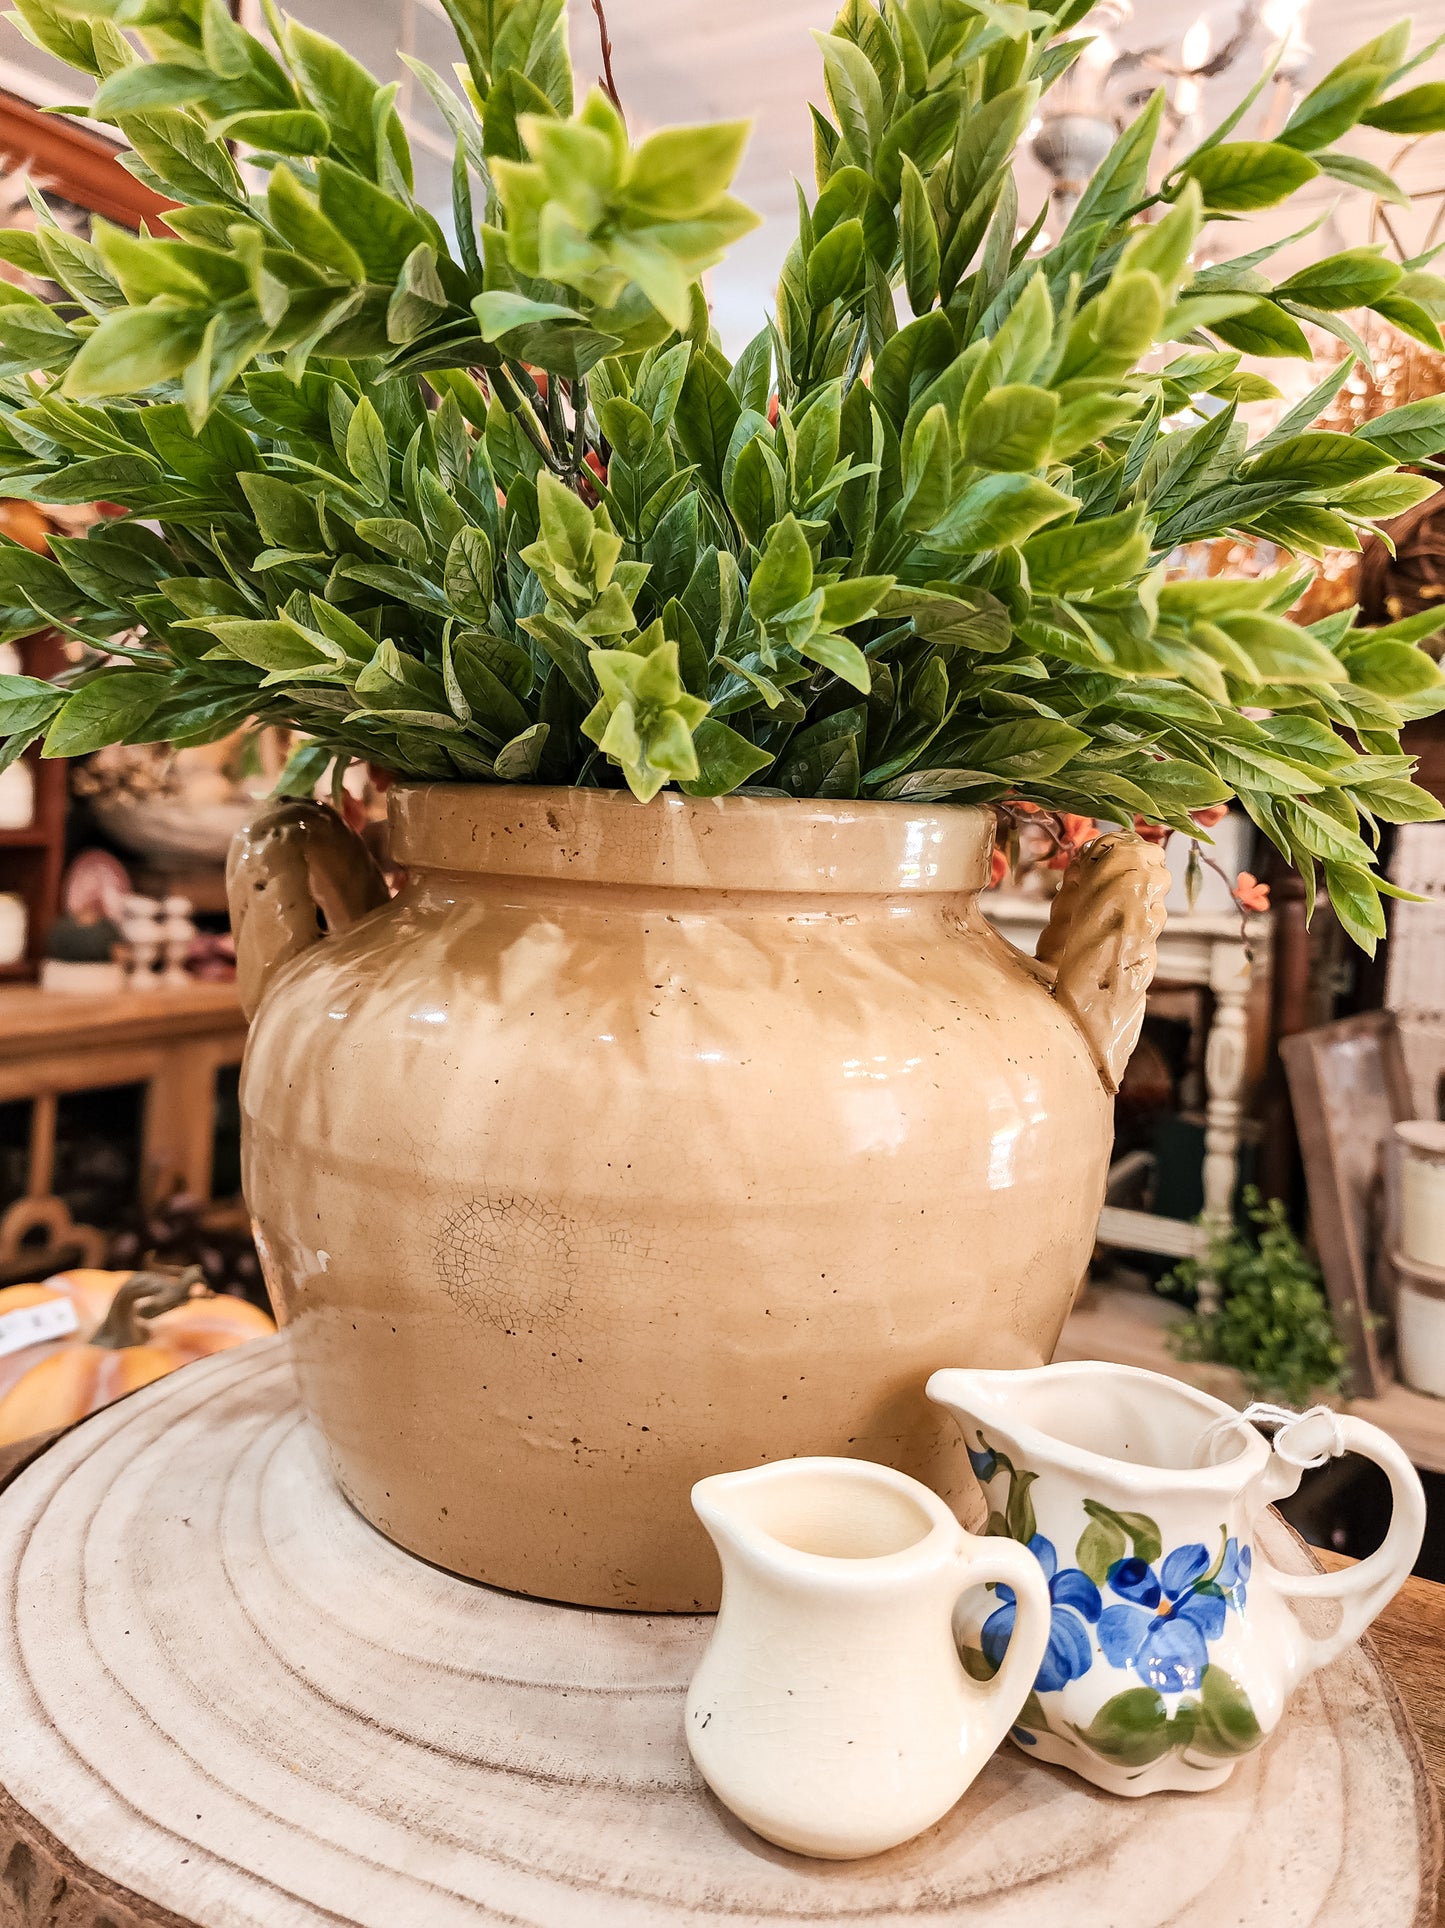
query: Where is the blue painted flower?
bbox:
[982,1533,1102,1694]
[1218,1536,1252,1613]
[1097,1540,1244,1694]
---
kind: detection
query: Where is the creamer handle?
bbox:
[952,1534,1052,1758]
[226,800,389,1019]
[1036,832,1172,1094]
[1253,1415,1425,1685]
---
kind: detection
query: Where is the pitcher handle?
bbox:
[226,800,389,1020]
[1035,833,1171,1095]
[952,1534,1052,1756]
[1252,1413,1424,1683]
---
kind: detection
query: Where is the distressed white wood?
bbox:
[0,1335,1434,1928]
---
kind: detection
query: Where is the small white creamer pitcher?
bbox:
[686,1457,1051,1858]
[928,1362,1426,1797]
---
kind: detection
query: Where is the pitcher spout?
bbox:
[692,1456,959,1591]
[928,1361,1271,1496]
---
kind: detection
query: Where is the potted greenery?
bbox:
[1164,1190,1349,1406]
[0,0,1441,1609]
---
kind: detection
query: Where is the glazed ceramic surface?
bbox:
[685,1457,1051,1858]
[928,1362,1426,1795]
[231,788,1168,1611]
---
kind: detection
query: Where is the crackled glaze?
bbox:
[231,788,1167,1611]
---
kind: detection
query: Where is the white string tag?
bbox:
[1194,1400,1346,1471]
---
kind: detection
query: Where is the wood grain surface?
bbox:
[0,1338,1437,1928]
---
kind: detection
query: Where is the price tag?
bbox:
[0,1298,79,1359]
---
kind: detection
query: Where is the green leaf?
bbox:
[899,157,939,316]
[210,109,332,157]
[749,513,813,623]
[1005,1467,1037,1544]
[1022,510,1147,594]
[1210,300,1313,359]
[813,30,883,165]
[0,673,64,734]
[628,121,750,218]
[674,351,740,495]
[1314,149,1410,209]
[1363,82,1445,135]
[316,158,430,282]
[1372,294,1445,352]
[43,670,168,757]
[239,472,323,554]
[807,217,865,307]
[444,526,494,621]
[267,164,366,281]
[346,398,392,505]
[964,385,1058,473]
[679,717,772,795]
[1356,396,1445,464]
[1274,249,1401,312]
[1279,67,1384,151]
[1181,141,1319,212]
[801,628,871,693]
[493,721,549,779]
[901,402,953,533]
[62,307,206,398]
[933,473,1073,553]
[1323,860,1387,956]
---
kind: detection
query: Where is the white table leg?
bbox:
[1197,940,1252,1314]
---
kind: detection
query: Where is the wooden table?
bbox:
[0,982,246,1232]
[0,1345,1437,1928]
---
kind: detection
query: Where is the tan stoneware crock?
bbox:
[228,787,1169,1611]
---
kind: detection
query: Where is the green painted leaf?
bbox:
[1005,1467,1038,1544]
[1076,1516,1127,1584]
[1190,1665,1264,1758]
[1071,1687,1174,1767]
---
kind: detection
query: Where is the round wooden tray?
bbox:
[0,1336,1435,1928]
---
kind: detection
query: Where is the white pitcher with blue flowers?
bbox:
[928,1362,1425,1796]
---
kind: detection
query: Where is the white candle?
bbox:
[1397,1122,1445,1270]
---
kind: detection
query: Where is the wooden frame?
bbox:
[1281,1010,1413,1399]
[0,89,172,228]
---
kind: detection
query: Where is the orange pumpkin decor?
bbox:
[0,1268,274,1447]
[0,1270,123,1402]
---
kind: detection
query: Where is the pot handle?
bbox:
[226,800,389,1019]
[951,1533,1052,1759]
[1034,833,1172,1095]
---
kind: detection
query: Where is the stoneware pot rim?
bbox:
[388,783,995,895]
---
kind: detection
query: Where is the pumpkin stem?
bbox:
[90,1266,204,1351]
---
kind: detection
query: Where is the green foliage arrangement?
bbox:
[1163,1189,1348,1404]
[1,0,1445,944]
